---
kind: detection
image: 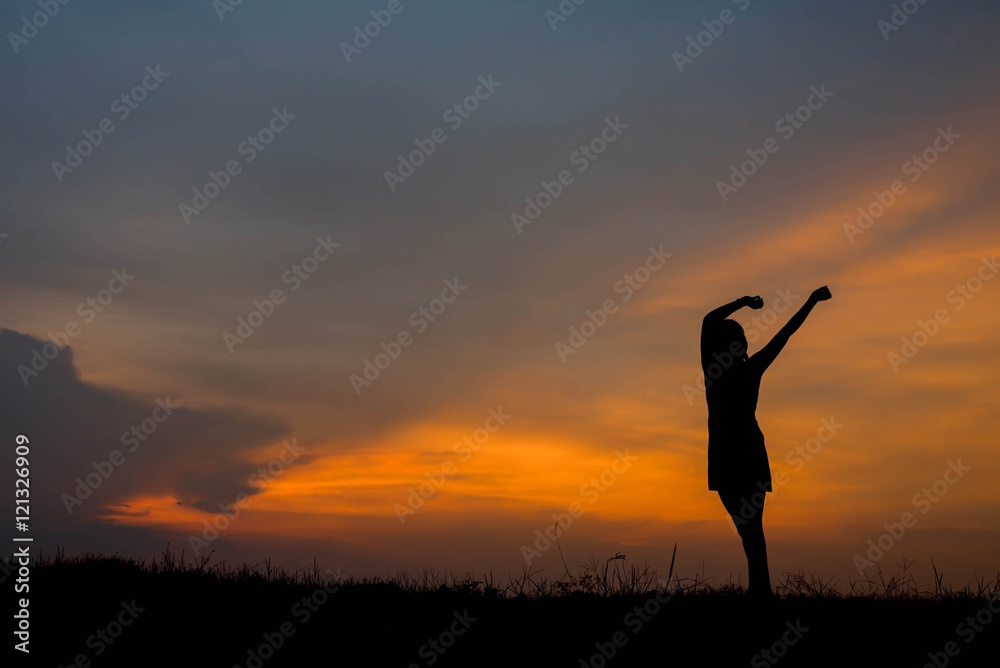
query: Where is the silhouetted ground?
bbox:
[16,549,1000,667]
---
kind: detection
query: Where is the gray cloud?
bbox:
[0,329,296,527]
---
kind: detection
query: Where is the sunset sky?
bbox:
[2,0,999,590]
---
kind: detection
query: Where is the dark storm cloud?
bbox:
[0,329,295,524]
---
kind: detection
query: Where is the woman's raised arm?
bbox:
[703,295,763,324]
[749,286,831,372]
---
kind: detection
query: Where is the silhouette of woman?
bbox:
[701,286,831,597]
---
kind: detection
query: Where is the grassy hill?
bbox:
[16,547,1000,667]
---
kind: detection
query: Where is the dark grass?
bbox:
[14,545,1000,667]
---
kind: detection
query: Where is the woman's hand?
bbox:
[742,295,764,309]
[809,286,832,303]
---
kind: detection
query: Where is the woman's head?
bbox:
[706,319,748,366]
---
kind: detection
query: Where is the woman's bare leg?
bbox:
[719,489,773,597]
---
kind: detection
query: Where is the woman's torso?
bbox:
[704,361,770,491]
